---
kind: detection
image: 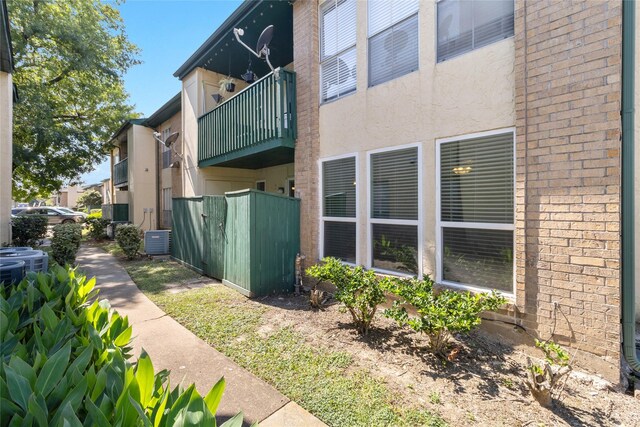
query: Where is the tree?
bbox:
[8,0,140,200]
[76,189,102,210]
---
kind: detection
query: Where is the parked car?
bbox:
[11,208,25,215]
[15,207,86,225]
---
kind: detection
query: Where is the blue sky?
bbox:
[81,0,242,185]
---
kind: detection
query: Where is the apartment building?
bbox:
[114,0,638,382]
[0,0,13,245]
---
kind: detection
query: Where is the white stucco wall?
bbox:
[128,125,157,229]
[317,1,515,275]
[0,71,11,245]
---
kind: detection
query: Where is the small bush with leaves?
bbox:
[11,215,48,246]
[86,212,110,240]
[306,257,389,334]
[0,266,244,426]
[51,223,83,266]
[383,277,506,355]
[115,224,142,260]
[526,339,571,407]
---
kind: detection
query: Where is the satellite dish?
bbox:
[164,132,179,147]
[233,25,275,72]
[256,25,274,57]
[337,58,351,84]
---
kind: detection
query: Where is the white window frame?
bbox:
[435,0,515,63]
[435,127,516,297]
[319,0,358,104]
[318,152,359,266]
[366,143,423,278]
[367,0,420,88]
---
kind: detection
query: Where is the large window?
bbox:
[161,127,172,169]
[320,0,357,102]
[321,156,357,263]
[162,188,172,229]
[368,0,419,87]
[437,130,514,293]
[437,0,514,62]
[369,146,419,275]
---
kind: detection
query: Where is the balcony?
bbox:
[198,69,296,169]
[113,158,128,186]
[102,203,129,222]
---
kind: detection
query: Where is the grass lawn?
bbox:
[118,257,446,427]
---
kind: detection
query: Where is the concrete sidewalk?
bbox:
[77,246,325,427]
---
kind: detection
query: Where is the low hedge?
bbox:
[115,224,142,260]
[11,215,48,247]
[0,267,242,426]
[86,215,110,240]
[51,223,83,266]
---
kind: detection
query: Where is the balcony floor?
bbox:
[199,138,294,169]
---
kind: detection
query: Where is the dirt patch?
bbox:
[251,293,639,427]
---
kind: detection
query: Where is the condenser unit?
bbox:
[0,250,48,273]
[144,230,170,255]
[0,260,26,285]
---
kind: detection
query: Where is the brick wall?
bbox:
[293,0,321,263]
[514,0,622,372]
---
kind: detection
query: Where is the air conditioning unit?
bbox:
[0,247,33,254]
[144,230,170,255]
[0,260,26,285]
[0,250,48,273]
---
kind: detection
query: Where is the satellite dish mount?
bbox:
[233,25,276,74]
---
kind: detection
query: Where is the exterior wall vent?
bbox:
[144,230,171,255]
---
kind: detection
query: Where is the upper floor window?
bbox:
[320,0,357,103]
[437,0,514,62]
[161,127,172,169]
[368,0,419,87]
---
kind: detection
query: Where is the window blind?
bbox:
[371,147,418,220]
[368,14,419,87]
[368,0,419,36]
[440,132,513,224]
[324,221,356,263]
[437,0,514,62]
[321,0,357,102]
[323,157,356,218]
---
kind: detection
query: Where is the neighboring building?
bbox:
[52,184,85,209]
[104,119,157,228]
[101,178,111,205]
[0,0,14,245]
[144,93,182,230]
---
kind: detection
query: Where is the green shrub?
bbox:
[86,215,110,240]
[0,267,243,426]
[306,257,389,334]
[11,215,48,246]
[51,223,83,266]
[383,277,506,355]
[526,339,572,407]
[115,224,142,260]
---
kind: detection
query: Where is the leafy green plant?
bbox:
[525,339,572,407]
[76,189,103,211]
[11,215,48,247]
[383,277,506,355]
[306,257,389,334]
[115,224,142,260]
[0,267,244,426]
[86,214,110,240]
[51,223,83,266]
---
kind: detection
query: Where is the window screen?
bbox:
[437,0,514,62]
[371,147,418,220]
[322,156,357,262]
[440,132,513,224]
[370,147,419,275]
[368,0,419,86]
[321,0,357,102]
[439,131,514,292]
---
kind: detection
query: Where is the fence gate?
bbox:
[171,198,204,272]
[202,196,226,279]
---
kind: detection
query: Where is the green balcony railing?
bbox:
[101,203,129,222]
[113,158,128,186]
[198,69,296,168]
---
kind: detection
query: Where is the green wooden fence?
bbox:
[171,190,300,296]
[102,204,129,222]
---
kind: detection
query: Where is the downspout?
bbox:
[621,0,640,377]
